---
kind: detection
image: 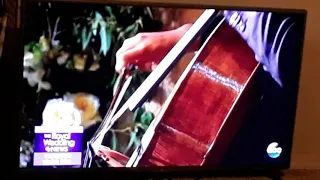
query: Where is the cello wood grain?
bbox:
[131,23,260,167]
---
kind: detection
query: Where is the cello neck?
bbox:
[126,9,222,112]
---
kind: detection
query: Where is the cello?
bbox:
[84,9,261,167]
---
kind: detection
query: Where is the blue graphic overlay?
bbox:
[33,126,83,166]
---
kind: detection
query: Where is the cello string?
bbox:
[90,76,133,152]
[90,65,136,144]
[89,68,129,143]
[83,69,131,167]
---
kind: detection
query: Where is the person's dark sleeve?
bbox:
[199,12,305,89]
[277,15,305,90]
[257,13,304,89]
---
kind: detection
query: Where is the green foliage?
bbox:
[67,5,157,155]
[24,4,155,83]
[99,24,111,56]
[71,5,146,58]
[73,9,114,56]
[24,41,37,52]
[111,131,117,150]
[109,106,154,154]
[81,26,92,51]
[140,111,154,125]
[124,131,137,154]
[23,3,159,157]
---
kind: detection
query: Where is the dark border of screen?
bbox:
[2,0,307,178]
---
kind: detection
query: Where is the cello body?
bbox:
[126,20,260,167]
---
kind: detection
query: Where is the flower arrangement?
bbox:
[42,98,82,127]
[42,93,101,128]
[20,3,162,167]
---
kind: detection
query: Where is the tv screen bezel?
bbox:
[3,0,307,178]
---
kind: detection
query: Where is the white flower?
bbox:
[23,51,51,91]
[23,68,51,92]
[24,51,42,68]
[23,52,34,67]
[42,98,82,127]
[23,68,44,87]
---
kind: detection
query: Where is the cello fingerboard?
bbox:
[131,23,259,167]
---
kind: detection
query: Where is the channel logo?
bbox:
[266,142,282,158]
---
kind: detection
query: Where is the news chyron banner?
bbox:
[33,126,83,166]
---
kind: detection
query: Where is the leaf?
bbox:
[124,23,136,34]
[124,131,136,154]
[99,25,112,56]
[32,44,42,65]
[105,6,113,16]
[39,36,50,52]
[136,122,149,131]
[111,131,117,150]
[128,25,139,38]
[108,72,118,87]
[145,7,153,19]
[132,107,144,122]
[108,23,117,33]
[65,60,74,69]
[117,32,125,41]
[112,75,121,95]
[135,108,144,122]
[81,26,92,50]
[72,23,79,36]
[92,12,103,36]
[24,41,37,52]
[140,112,154,125]
[81,27,87,49]
[131,108,139,124]
[119,7,125,13]
[95,11,103,20]
[132,107,144,123]
[134,138,141,149]
[117,23,136,40]
[92,21,99,36]
[136,18,144,29]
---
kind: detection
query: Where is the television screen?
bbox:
[19,1,306,169]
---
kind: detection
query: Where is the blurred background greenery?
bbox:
[20,2,164,167]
